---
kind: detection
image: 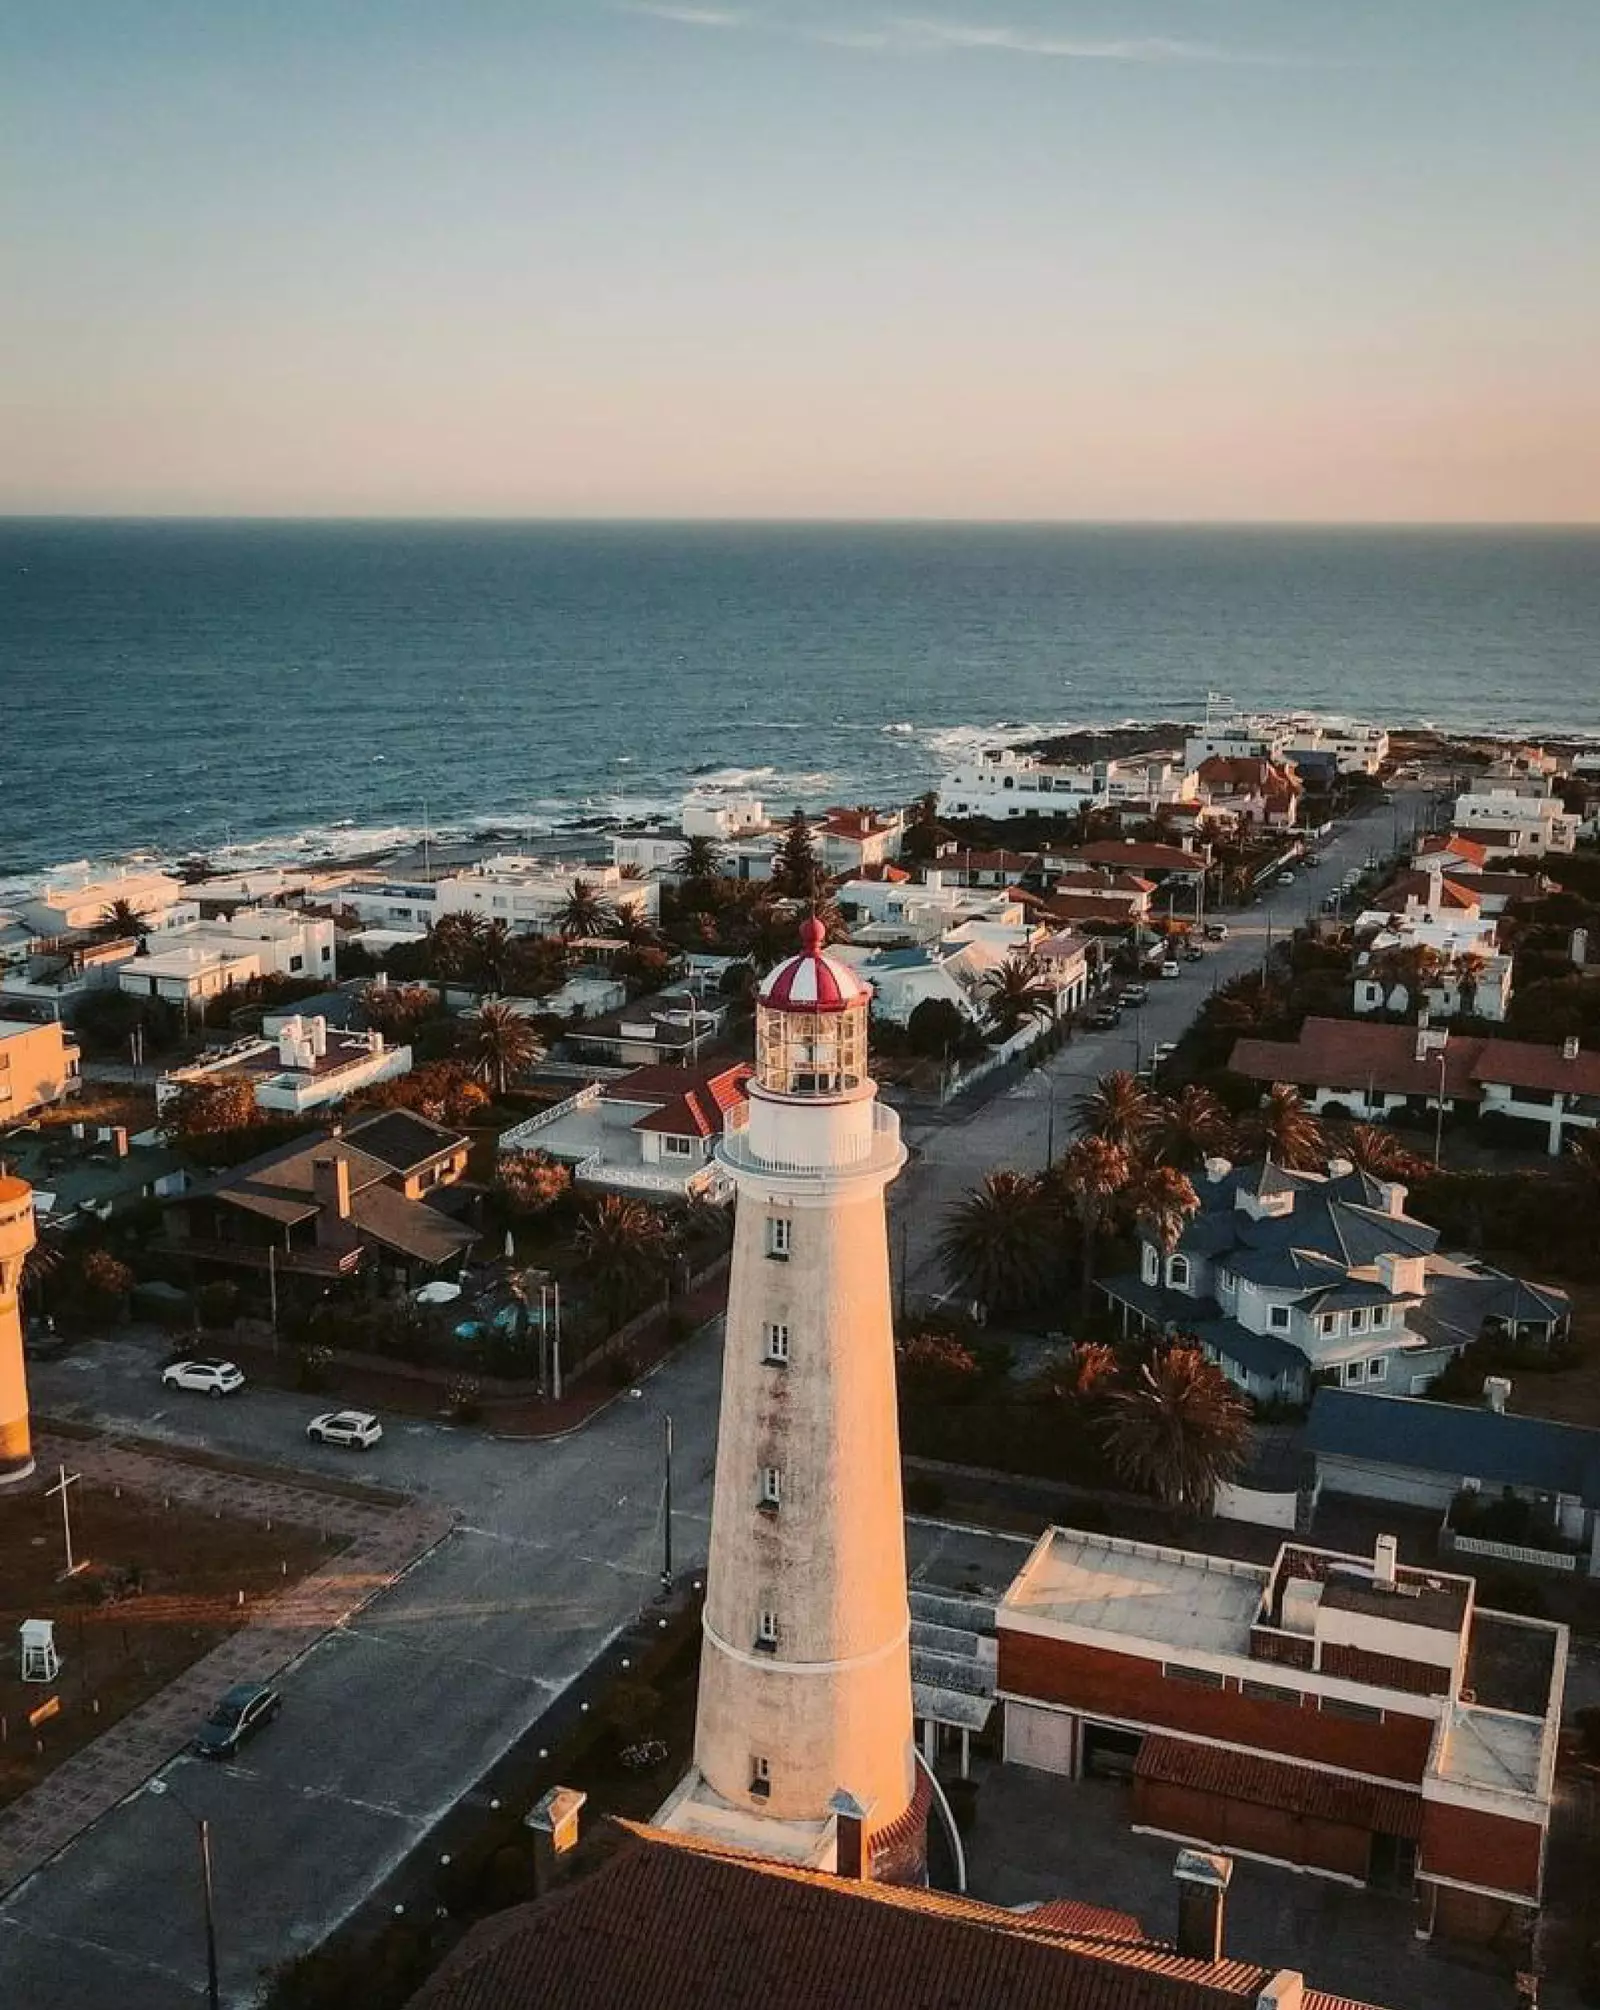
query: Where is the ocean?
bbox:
[4,520,1598,894]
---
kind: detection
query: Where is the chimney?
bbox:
[1374,1534,1399,1590]
[1202,1156,1233,1187]
[312,1153,352,1222]
[1377,1180,1408,1218]
[113,1127,129,1159]
[829,1788,873,1881]
[524,1785,586,1897]
[1174,1848,1233,1962]
[309,1016,327,1058]
[1326,1156,1354,1180]
[1563,1035,1580,1062]
[1484,1375,1512,1415]
[1258,1974,1306,2010]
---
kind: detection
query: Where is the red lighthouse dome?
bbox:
[758,917,871,1015]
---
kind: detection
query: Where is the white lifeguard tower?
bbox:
[655,918,927,1883]
[20,1618,60,1684]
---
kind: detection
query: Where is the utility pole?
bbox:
[552,1282,563,1402]
[47,1465,86,1579]
[661,1413,674,1591]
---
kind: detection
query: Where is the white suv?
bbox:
[162,1358,246,1398]
[306,1409,384,1450]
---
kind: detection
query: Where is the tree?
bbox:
[1073,1069,1156,1154]
[428,911,487,981]
[357,982,438,1041]
[495,1149,572,1217]
[1245,1083,1325,1169]
[1368,942,1445,1016]
[982,953,1055,1039]
[771,808,827,903]
[1050,1135,1131,1319]
[675,834,726,883]
[98,898,149,940]
[906,997,971,1060]
[1151,1085,1234,1170]
[79,1249,135,1318]
[1127,1163,1201,1259]
[555,877,614,940]
[937,1170,1054,1317]
[1100,1345,1251,1516]
[162,1074,260,1141]
[894,1329,982,1405]
[574,1196,676,1328]
[1332,1123,1425,1181]
[462,1001,543,1096]
[506,934,570,1000]
[476,917,516,993]
[356,1059,490,1127]
[1041,1340,1118,1405]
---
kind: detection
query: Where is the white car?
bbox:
[162,1358,246,1398]
[306,1409,384,1450]
[1152,1041,1178,1066]
[1160,959,1181,979]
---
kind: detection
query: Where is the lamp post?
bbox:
[1434,1047,1449,1168]
[147,1779,219,2010]
[627,1390,675,1592]
[1044,1076,1057,1169]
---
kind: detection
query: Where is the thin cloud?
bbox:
[619,3,750,26]
[807,15,1291,64]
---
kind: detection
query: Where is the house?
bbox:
[0,1019,80,1121]
[1184,715,1389,778]
[117,908,336,1007]
[498,1061,750,1204]
[407,1804,1389,2010]
[334,858,659,935]
[1350,865,1513,1022]
[1059,839,1211,895]
[6,1125,189,1227]
[1195,756,1302,830]
[1228,1015,1600,1155]
[835,874,1027,947]
[1306,1386,1600,1575]
[1452,786,1578,858]
[1099,1157,1570,1404]
[937,846,1040,888]
[938,747,1196,822]
[18,866,185,937]
[998,1523,1564,1948]
[817,807,904,874]
[155,1015,412,1118]
[0,931,143,1017]
[560,988,730,1069]
[163,1111,476,1288]
[611,796,778,879]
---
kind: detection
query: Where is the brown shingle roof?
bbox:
[407,1822,1382,2010]
[1135,1737,1422,1840]
[1228,1016,1600,1102]
[349,1184,477,1266]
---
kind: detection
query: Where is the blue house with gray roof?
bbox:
[1100,1158,1570,1405]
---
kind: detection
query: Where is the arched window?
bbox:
[1168,1255,1191,1290]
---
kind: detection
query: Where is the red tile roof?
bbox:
[1419,834,1489,869]
[1367,871,1479,913]
[406,1821,1386,2010]
[822,809,897,840]
[1136,1737,1422,1840]
[1073,842,1207,874]
[1470,1039,1600,1095]
[610,1062,753,1138]
[1228,1016,1600,1101]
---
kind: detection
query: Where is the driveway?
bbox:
[890,794,1408,1305]
[1,1323,724,2009]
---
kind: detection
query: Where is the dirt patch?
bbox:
[0,1481,334,1809]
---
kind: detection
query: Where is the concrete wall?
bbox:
[1133,1776,1374,1883]
[1214,1480,1300,1531]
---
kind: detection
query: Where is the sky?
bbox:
[2,1,1597,520]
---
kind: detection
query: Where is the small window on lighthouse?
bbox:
[756,1608,778,1649]
[766,1216,792,1261]
[759,1465,782,1510]
[750,1754,772,1798]
[764,1323,790,1364]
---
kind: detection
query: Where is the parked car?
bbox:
[1119,984,1149,1006]
[162,1358,246,1399]
[1152,1041,1178,1066]
[1160,959,1181,980]
[1276,871,1296,887]
[306,1409,384,1450]
[194,1681,281,1760]
[1202,922,1228,941]
[1183,943,1205,963]
[1085,1005,1121,1030]
[1303,853,1322,868]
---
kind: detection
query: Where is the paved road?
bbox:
[2,1328,723,2008]
[889,795,1412,1304]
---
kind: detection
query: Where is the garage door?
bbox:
[1004,1701,1076,1775]
[1317,1457,1454,1512]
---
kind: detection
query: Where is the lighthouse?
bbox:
[0,1175,38,1486]
[657,918,928,1880]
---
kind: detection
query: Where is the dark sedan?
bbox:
[195,1681,281,1759]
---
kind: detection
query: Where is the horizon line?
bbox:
[3,514,1598,531]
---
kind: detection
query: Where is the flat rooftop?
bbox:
[1430,1704,1546,1798]
[1001,1529,1267,1659]
[1318,1572,1469,1635]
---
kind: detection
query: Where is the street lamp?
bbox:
[147,1778,219,2010]
[1434,1046,1449,1168]
[627,1390,674,1592]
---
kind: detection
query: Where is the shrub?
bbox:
[445,1376,483,1424]
[195,1280,240,1331]
[296,1344,334,1393]
[895,1330,981,1406]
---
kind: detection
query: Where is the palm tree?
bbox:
[1050,1134,1131,1319]
[1245,1084,1325,1170]
[982,953,1055,1039]
[610,904,659,949]
[98,898,149,940]
[937,1170,1054,1317]
[574,1196,676,1328]
[1450,949,1490,1020]
[1100,1345,1251,1517]
[1127,1163,1201,1260]
[429,910,487,981]
[1073,1069,1155,1154]
[462,1000,543,1095]
[476,917,516,992]
[1331,1122,1424,1182]
[674,834,726,882]
[1369,942,1445,1016]
[556,877,615,940]
[1042,1340,1118,1405]
[1150,1085,1234,1170]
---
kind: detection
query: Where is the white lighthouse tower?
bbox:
[657,918,927,1881]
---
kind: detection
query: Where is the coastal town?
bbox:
[6,708,1600,2010]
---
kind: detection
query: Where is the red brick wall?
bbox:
[1426,1880,1536,1953]
[1320,1642,1451,1696]
[1420,1801,1544,1901]
[1133,1778,1374,1882]
[999,1630,1435,1784]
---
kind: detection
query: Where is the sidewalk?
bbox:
[0,1433,454,1896]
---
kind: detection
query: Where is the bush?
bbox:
[445,1376,483,1423]
[295,1344,334,1393]
[195,1280,240,1331]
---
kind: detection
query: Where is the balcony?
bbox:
[718,1101,903,1181]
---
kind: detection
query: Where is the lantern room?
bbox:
[755,918,871,1098]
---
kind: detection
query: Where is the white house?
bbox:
[333,858,658,936]
[119,909,336,1007]
[611,797,782,880]
[1452,787,1578,858]
[1184,714,1389,778]
[1351,865,1513,1023]
[19,866,186,937]
[156,1014,411,1117]
[938,747,1196,823]
[498,1061,751,1204]
[835,873,1026,947]
[817,808,905,875]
